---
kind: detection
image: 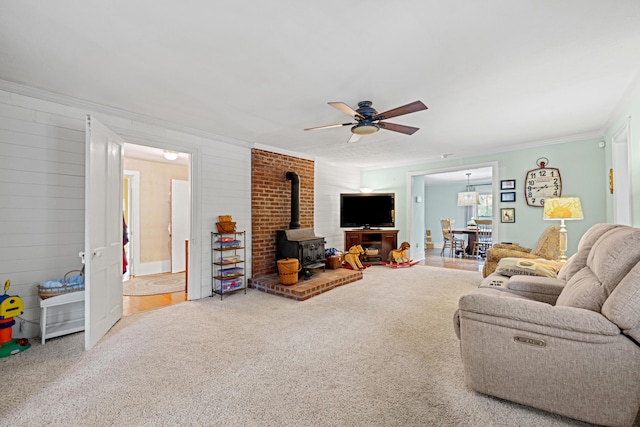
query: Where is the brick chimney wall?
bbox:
[251,149,315,277]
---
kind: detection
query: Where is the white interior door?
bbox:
[85,115,124,350]
[171,179,189,273]
[612,120,632,225]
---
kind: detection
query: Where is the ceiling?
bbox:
[1,1,640,168]
[424,167,492,186]
[124,143,189,166]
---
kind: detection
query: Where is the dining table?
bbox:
[451,228,478,256]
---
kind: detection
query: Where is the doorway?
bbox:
[122,143,190,315]
[408,163,498,258]
[612,119,632,225]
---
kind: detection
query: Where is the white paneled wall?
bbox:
[200,141,252,299]
[0,92,87,338]
[0,85,252,338]
[314,162,361,252]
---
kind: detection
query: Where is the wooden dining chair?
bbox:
[440,219,465,257]
[472,219,492,258]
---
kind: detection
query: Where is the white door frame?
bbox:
[406,162,499,251]
[121,143,200,299]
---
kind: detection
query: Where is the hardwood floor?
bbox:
[122,249,481,316]
[421,248,484,272]
[122,289,186,316]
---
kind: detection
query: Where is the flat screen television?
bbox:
[340,193,395,228]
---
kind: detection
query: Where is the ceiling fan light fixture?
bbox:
[351,123,379,136]
[307,100,427,139]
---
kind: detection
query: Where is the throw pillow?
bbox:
[530,226,560,259]
[495,257,562,278]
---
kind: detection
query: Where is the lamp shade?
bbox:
[457,191,480,206]
[543,197,583,220]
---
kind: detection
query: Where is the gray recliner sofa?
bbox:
[454,223,640,426]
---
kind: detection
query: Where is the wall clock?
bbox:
[525,158,562,207]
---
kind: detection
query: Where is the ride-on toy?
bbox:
[0,279,31,358]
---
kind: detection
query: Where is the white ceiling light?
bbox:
[163,150,179,161]
[351,123,380,136]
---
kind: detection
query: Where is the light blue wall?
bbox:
[362,136,607,256]
[424,182,492,247]
[425,182,466,242]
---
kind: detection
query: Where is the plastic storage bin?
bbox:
[219,278,243,292]
[218,267,243,277]
[214,240,241,249]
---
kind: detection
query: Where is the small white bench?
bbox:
[40,291,85,345]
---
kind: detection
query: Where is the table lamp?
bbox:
[543,197,583,261]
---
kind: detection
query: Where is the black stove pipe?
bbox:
[286,171,301,229]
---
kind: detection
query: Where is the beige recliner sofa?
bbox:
[454,223,640,426]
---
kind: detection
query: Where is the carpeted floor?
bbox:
[1,266,632,426]
[122,272,185,296]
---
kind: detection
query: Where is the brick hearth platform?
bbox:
[249,268,363,301]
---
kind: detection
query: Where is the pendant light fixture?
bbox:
[457,173,480,206]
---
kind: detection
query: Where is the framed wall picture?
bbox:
[500,191,516,202]
[500,179,516,190]
[501,208,515,223]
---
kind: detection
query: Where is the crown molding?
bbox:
[252,143,316,162]
[473,130,604,158]
[360,130,603,171]
[0,79,252,148]
[0,79,609,170]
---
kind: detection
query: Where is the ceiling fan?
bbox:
[304,100,428,142]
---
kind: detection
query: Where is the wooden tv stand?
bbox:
[344,229,398,264]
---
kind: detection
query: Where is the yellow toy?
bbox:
[389,242,412,264]
[343,245,365,270]
[1,279,31,358]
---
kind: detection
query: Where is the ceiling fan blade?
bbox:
[328,102,364,119]
[304,122,353,131]
[378,122,420,135]
[372,100,427,121]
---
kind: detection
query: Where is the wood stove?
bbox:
[275,171,326,278]
[276,229,326,277]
